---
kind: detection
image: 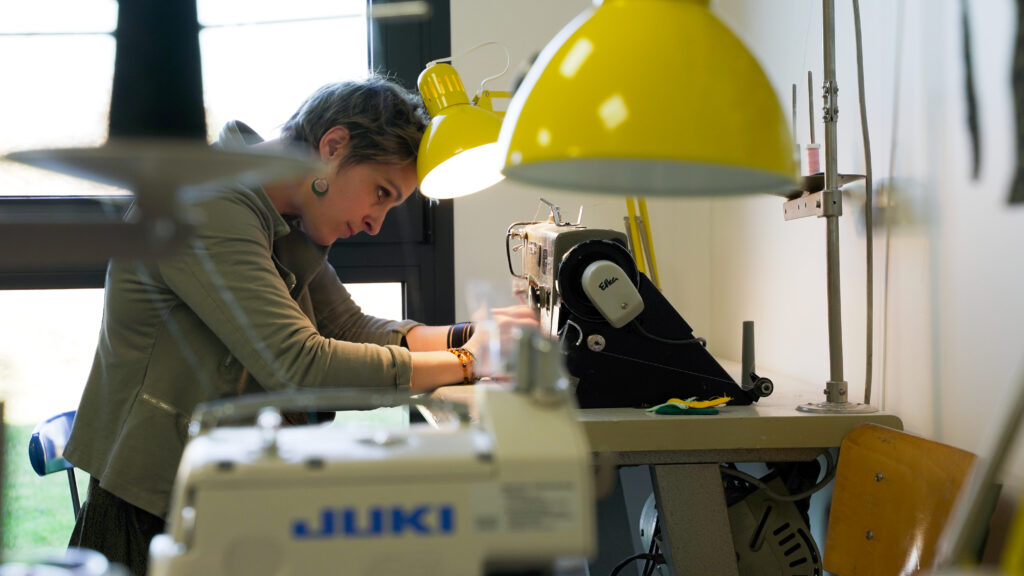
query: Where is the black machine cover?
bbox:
[556,239,765,409]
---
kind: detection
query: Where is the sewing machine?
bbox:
[148,330,595,576]
[507,202,772,409]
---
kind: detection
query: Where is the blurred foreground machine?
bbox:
[507,204,772,409]
[149,331,595,576]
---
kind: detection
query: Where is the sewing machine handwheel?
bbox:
[558,239,639,322]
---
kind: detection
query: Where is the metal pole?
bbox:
[798,0,875,413]
[825,218,845,394]
[823,0,844,392]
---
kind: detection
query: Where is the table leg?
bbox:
[590,470,644,575]
[650,463,738,576]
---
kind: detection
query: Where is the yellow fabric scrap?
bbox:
[666,397,732,409]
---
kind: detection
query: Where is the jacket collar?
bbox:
[216,120,292,240]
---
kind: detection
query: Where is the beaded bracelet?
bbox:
[446,347,477,384]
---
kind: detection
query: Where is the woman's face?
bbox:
[301,126,419,246]
[302,160,417,246]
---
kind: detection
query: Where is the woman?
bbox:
[65,76,534,574]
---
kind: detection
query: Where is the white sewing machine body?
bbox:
[149,383,595,576]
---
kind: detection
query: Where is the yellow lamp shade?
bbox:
[498,0,797,196]
[417,62,505,199]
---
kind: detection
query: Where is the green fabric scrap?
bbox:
[646,403,720,415]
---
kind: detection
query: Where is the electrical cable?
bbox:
[634,524,659,573]
[881,0,906,413]
[640,526,661,576]
[719,450,837,502]
[609,553,662,576]
[0,30,112,37]
[630,321,705,346]
[591,346,739,385]
[198,12,363,29]
[852,0,876,405]
[426,41,511,93]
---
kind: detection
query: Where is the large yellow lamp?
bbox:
[417,62,505,199]
[497,0,797,196]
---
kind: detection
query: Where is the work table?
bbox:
[426,359,902,575]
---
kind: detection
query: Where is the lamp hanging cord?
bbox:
[852,0,875,405]
[426,41,511,93]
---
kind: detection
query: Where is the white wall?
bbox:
[712,0,1024,486]
[449,0,714,347]
[450,0,1024,487]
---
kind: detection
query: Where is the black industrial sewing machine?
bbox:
[506,201,773,409]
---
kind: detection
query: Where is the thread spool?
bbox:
[806,143,821,174]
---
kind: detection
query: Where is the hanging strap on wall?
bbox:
[1011,0,1024,203]
[961,0,982,181]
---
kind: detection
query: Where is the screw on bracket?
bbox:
[822,80,839,123]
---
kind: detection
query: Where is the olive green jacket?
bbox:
[64,122,420,518]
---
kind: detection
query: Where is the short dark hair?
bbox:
[280,76,429,169]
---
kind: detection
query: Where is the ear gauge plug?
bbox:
[311,178,329,196]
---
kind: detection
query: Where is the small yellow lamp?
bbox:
[417,62,505,199]
[497,0,797,196]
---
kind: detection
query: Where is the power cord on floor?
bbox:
[719,450,836,502]
[609,553,663,576]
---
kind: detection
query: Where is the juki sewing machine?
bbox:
[148,329,595,576]
[507,201,773,409]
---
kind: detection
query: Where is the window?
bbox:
[198,1,369,142]
[0,1,455,417]
[0,1,119,198]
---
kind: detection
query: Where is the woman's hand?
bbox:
[407,305,540,389]
[463,304,539,381]
[491,304,540,329]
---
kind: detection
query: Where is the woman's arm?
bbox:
[409,350,473,392]
[406,305,541,391]
[310,261,421,345]
[405,305,540,353]
[403,325,451,351]
[157,191,415,391]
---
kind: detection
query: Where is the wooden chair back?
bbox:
[824,423,976,576]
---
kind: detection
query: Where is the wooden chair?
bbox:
[823,423,977,576]
[28,410,81,518]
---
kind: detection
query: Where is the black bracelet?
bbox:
[450,322,475,348]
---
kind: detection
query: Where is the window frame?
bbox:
[359,0,454,325]
[0,0,456,327]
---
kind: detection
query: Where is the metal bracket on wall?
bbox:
[783,191,824,221]
[783,188,845,221]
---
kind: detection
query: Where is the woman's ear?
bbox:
[318,126,351,161]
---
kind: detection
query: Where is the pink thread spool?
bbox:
[806,143,821,174]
